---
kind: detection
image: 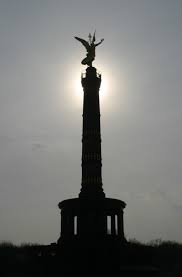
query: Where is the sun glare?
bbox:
[66,64,123,114]
[74,77,83,102]
[100,74,109,100]
[73,69,109,103]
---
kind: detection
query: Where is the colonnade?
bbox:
[60,209,124,238]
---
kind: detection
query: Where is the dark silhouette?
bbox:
[3,36,181,276]
[75,32,104,66]
[1,240,182,275]
[57,49,126,271]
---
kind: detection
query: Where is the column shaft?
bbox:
[117,214,122,236]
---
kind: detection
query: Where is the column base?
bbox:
[58,197,126,241]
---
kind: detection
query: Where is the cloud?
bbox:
[31,142,47,152]
[155,189,182,212]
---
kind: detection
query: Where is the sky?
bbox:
[0,0,182,244]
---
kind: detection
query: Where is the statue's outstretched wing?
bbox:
[74,37,90,51]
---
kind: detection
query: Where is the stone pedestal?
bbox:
[58,197,126,242]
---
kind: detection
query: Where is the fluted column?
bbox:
[117,214,122,236]
[61,211,66,236]
[79,66,105,199]
[69,215,74,236]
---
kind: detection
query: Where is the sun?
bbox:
[73,69,109,102]
[66,64,118,113]
[74,76,83,102]
[100,74,109,100]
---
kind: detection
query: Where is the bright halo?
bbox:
[64,61,128,116]
[66,64,120,112]
[70,71,108,110]
[73,69,109,102]
[74,77,83,102]
[67,65,83,108]
[100,74,108,100]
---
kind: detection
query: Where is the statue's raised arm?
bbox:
[74,32,104,67]
[95,38,104,47]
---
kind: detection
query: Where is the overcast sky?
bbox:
[0,0,182,244]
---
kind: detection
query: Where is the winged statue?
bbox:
[75,32,104,66]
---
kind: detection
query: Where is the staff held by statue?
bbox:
[74,32,104,67]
